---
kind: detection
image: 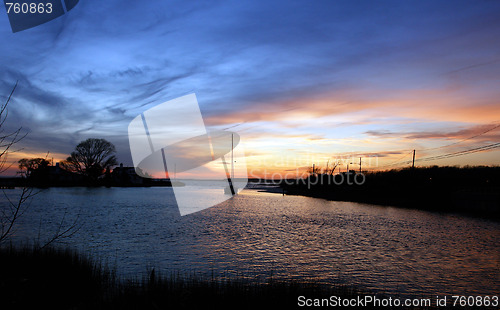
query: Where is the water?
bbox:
[2,186,499,298]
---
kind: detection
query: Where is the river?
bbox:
[2,186,498,298]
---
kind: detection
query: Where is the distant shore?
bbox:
[279,185,500,221]
[271,166,500,221]
[0,176,182,188]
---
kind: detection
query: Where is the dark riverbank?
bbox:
[0,176,181,188]
[280,166,500,220]
[0,245,367,310]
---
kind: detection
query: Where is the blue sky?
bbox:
[1,0,499,175]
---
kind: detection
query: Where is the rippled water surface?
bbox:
[3,187,499,298]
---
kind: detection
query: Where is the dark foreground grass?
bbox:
[0,245,369,310]
[4,245,477,309]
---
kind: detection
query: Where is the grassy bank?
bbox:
[281,166,500,220]
[0,245,369,310]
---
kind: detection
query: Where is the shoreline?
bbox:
[250,185,500,222]
[265,167,500,221]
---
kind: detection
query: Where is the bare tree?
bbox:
[327,160,340,175]
[1,187,33,244]
[0,82,24,173]
[0,81,31,244]
[307,165,322,175]
[307,159,341,176]
[0,83,79,246]
[62,138,117,181]
[36,210,81,250]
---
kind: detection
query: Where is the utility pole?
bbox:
[359,157,362,173]
[312,164,315,175]
[412,149,415,169]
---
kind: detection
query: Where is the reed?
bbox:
[0,245,365,309]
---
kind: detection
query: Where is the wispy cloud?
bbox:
[366,123,500,142]
[1,0,499,173]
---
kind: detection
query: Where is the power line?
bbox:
[376,122,500,169]
[419,122,500,151]
[416,142,500,162]
[397,142,500,165]
[377,150,414,168]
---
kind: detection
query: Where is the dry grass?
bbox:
[0,245,364,310]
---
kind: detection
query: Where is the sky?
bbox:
[1,0,499,177]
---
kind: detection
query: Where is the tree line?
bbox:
[18,138,118,183]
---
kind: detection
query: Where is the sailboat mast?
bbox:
[223,132,236,196]
[231,133,234,179]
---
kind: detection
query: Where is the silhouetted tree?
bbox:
[18,157,50,178]
[63,138,118,181]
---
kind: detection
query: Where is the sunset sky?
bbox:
[1,0,499,177]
